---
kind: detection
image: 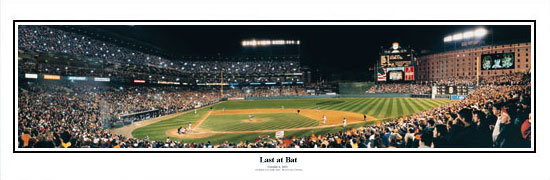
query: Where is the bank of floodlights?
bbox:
[242,39,300,47]
[443,28,488,42]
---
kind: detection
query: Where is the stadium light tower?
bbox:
[474,28,488,37]
[443,27,488,42]
[463,31,474,39]
[452,33,463,41]
[443,27,489,52]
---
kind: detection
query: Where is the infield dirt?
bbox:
[165,108,376,139]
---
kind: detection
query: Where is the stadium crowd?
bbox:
[224,86,306,98]
[17,82,312,148]
[433,77,476,86]
[366,83,431,94]
[18,72,531,148]
[366,73,527,95]
[18,26,303,84]
[275,72,531,148]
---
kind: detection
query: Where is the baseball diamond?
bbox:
[127,98,453,144]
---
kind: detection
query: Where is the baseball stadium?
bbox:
[16,24,533,149]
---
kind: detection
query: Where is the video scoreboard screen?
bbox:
[389,71,403,81]
[481,53,515,70]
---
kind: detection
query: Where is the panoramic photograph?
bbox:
[16,24,532,150]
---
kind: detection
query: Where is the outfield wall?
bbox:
[244,93,412,100]
[338,82,375,94]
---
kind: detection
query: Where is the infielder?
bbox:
[343,118,347,128]
[323,115,327,124]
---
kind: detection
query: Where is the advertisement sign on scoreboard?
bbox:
[67,76,88,81]
[43,74,61,80]
[94,77,111,82]
[25,73,38,79]
[405,66,415,81]
[451,95,466,100]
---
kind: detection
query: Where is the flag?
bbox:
[377,68,387,81]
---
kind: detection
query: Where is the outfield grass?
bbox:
[131,98,453,144]
[200,113,319,131]
[211,98,452,119]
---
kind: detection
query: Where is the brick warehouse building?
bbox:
[416,42,531,81]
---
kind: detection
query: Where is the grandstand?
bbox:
[16,25,532,149]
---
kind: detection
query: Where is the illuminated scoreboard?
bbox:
[436,85,469,95]
[380,42,416,67]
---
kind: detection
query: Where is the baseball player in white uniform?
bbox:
[343,118,347,128]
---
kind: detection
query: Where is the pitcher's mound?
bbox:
[241,118,265,123]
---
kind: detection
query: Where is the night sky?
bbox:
[88,25,531,81]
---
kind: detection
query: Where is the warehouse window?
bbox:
[526,58,529,62]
